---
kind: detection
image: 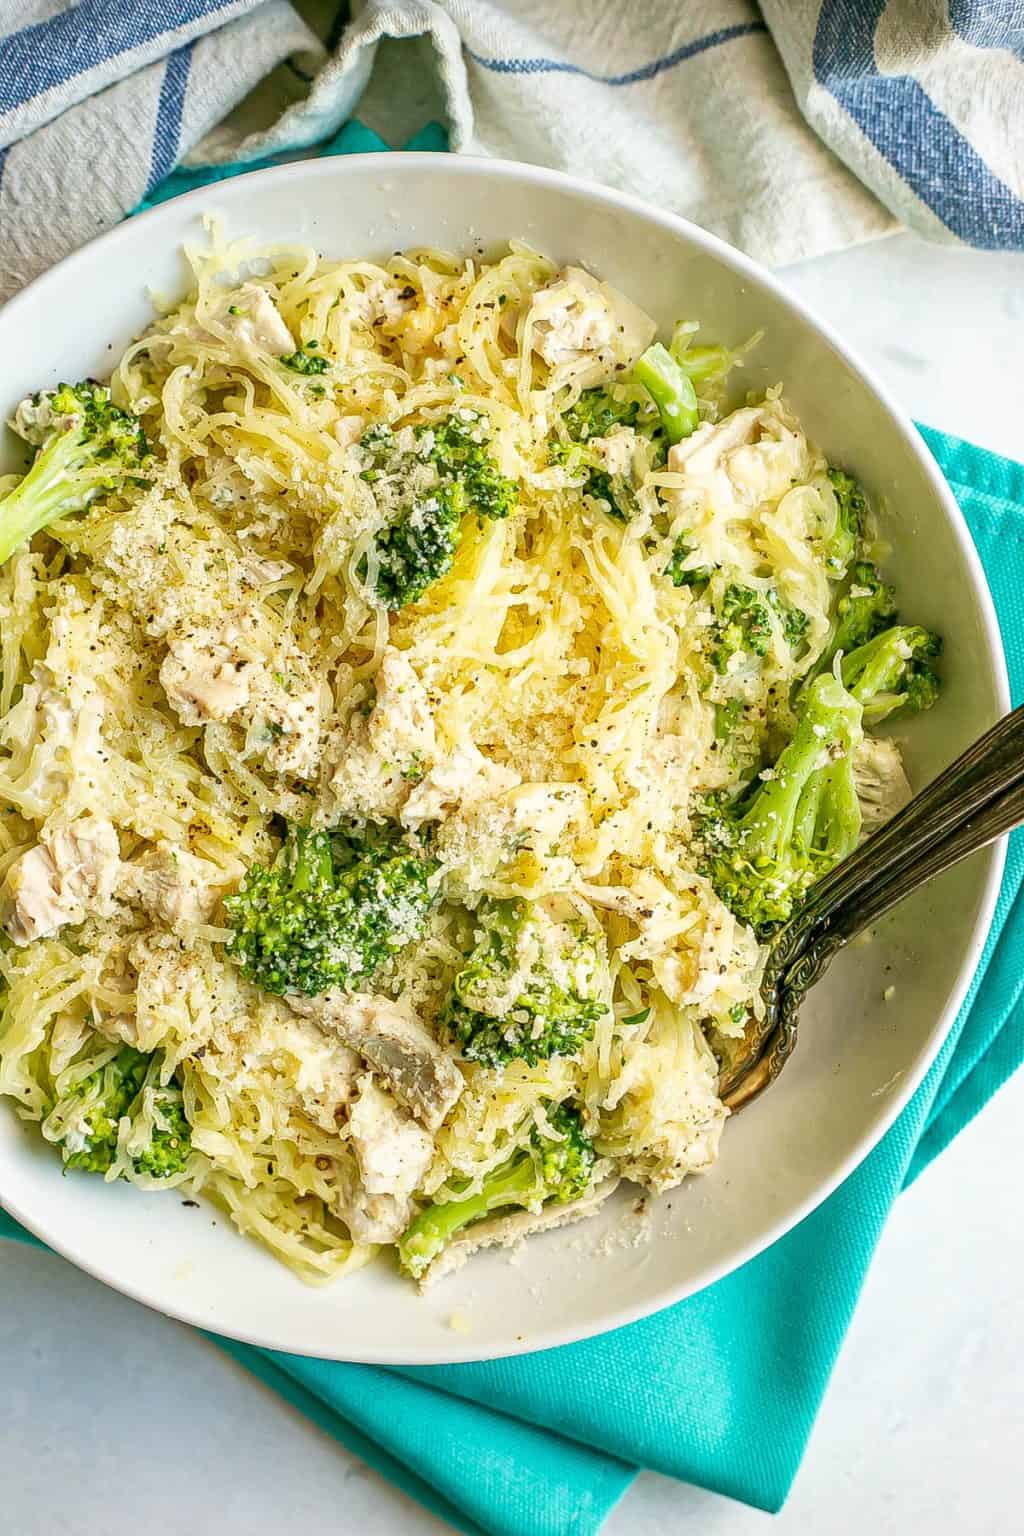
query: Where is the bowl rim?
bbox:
[0,151,1011,1363]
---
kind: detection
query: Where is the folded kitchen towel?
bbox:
[2,394,1022,1532]
[3,1,1024,303]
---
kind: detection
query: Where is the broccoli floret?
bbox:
[634,342,699,443]
[805,561,939,722]
[281,346,330,375]
[834,560,897,654]
[560,388,640,445]
[823,466,867,579]
[771,592,810,649]
[580,467,639,524]
[711,584,774,671]
[398,1102,595,1280]
[373,481,465,610]
[357,422,396,470]
[701,672,864,934]
[132,1087,192,1180]
[841,624,942,724]
[60,1046,190,1180]
[364,412,516,609]
[61,1047,148,1174]
[664,536,713,591]
[443,900,607,1067]
[422,412,518,521]
[709,585,807,669]
[804,559,896,687]
[549,389,643,522]
[225,822,434,997]
[0,381,151,565]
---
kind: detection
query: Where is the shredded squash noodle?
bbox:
[0,225,913,1285]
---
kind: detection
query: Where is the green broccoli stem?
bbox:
[634,343,699,444]
[738,673,863,868]
[792,752,863,869]
[0,431,92,563]
[287,826,334,890]
[399,1150,540,1279]
[840,626,939,724]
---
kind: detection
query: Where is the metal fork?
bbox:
[719,704,1024,1111]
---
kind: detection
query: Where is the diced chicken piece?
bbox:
[667,407,763,478]
[119,841,240,930]
[416,1178,620,1289]
[401,743,521,829]
[853,735,912,834]
[201,282,295,356]
[592,427,638,478]
[328,648,439,822]
[336,1186,415,1246]
[49,1011,94,1076]
[160,614,323,780]
[528,267,656,389]
[160,639,253,726]
[290,991,463,1131]
[371,649,437,762]
[1,815,120,945]
[347,1074,433,1197]
[333,414,365,449]
[1,851,78,945]
[248,671,323,780]
[667,401,816,513]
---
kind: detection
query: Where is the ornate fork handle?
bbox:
[798,703,1024,934]
[723,706,1024,1111]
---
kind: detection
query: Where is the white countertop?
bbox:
[2,230,1022,1535]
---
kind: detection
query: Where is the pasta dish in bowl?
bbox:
[0,222,943,1289]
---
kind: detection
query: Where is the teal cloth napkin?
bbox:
[2,126,1024,1536]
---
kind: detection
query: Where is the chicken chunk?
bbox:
[335,1185,414,1246]
[592,426,639,478]
[1,815,120,945]
[347,1074,433,1198]
[328,647,439,822]
[118,841,240,930]
[290,992,463,1131]
[528,267,655,388]
[160,639,253,725]
[853,735,912,834]
[333,414,365,449]
[160,613,323,780]
[666,401,816,509]
[401,743,521,830]
[201,282,295,356]
[666,407,763,478]
[416,1177,620,1289]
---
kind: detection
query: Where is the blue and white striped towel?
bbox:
[1,1,1023,297]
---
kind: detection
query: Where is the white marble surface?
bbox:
[1,231,1022,1535]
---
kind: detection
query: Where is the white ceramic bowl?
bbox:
[0,155,1008,1363]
